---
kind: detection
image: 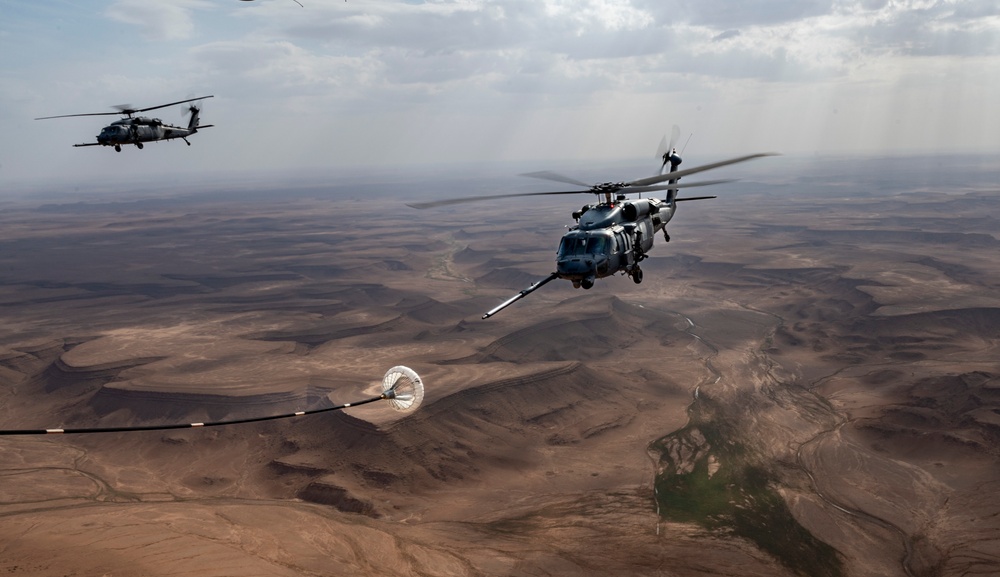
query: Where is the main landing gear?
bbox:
[631,238,645,284]
[114,144,121,152]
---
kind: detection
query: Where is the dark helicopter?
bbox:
[35,95,213,152]
[409,140,776,319]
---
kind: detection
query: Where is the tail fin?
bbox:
[663,150,681,203]
[186,105,202,130]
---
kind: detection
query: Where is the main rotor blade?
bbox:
[629,179,735,194]
[408,189,590,209]
[35,111,126,120]
[135,95,213,114]
[628,152,778,187]
[408,179,736,209]
[519,171,592,188]
[35,95,214,121]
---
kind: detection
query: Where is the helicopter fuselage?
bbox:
[556,196,674,288]
[93,117,200,150]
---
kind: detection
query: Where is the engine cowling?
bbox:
[622,198,662,222]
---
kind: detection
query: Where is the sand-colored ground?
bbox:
[0,155,998,576]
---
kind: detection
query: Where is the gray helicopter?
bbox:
[36,95,214,152]
[410,141,775,319]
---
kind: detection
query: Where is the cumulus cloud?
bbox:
[635,0,834,28]
[105,0,209,41]
[851,1,1000,57]
[250,0,994,91]
[162,0,999,143]
[187,38,381,101]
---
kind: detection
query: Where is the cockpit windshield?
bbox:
[559,234,609,257]
[559,236,586,257]
[586,236,608,255]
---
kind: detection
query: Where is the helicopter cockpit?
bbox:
[557,231,615,288]
[98,125,128,142]
[558,233,609,258]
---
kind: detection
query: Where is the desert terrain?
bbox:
[0,154,998,576]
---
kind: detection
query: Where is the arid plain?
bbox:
[1,155,998,576]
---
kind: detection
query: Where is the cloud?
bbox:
[637,0,834,28]
[3,0,1000,186]
[713,30,741,42]
[166,0,1000,131]
[247,0,995,94]
[186,38,383,106]
[104,0,208,41]
[850,2,1000,57]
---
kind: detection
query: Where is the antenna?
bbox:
[681,133,694,155]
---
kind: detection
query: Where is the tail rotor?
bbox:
[181,98,207,130]
[657,124,683,176]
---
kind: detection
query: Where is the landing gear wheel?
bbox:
[114,145,121,152]
[136,142,144,150]
[632,268,643,284]
[663,230,670,242]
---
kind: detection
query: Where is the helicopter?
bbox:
[35,95,214,152]
[409,138,776,319]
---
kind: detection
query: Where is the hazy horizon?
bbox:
[3,151,998,205]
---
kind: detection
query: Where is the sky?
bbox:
[1,0,999,190]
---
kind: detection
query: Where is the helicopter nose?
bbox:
[557,257,596,278]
